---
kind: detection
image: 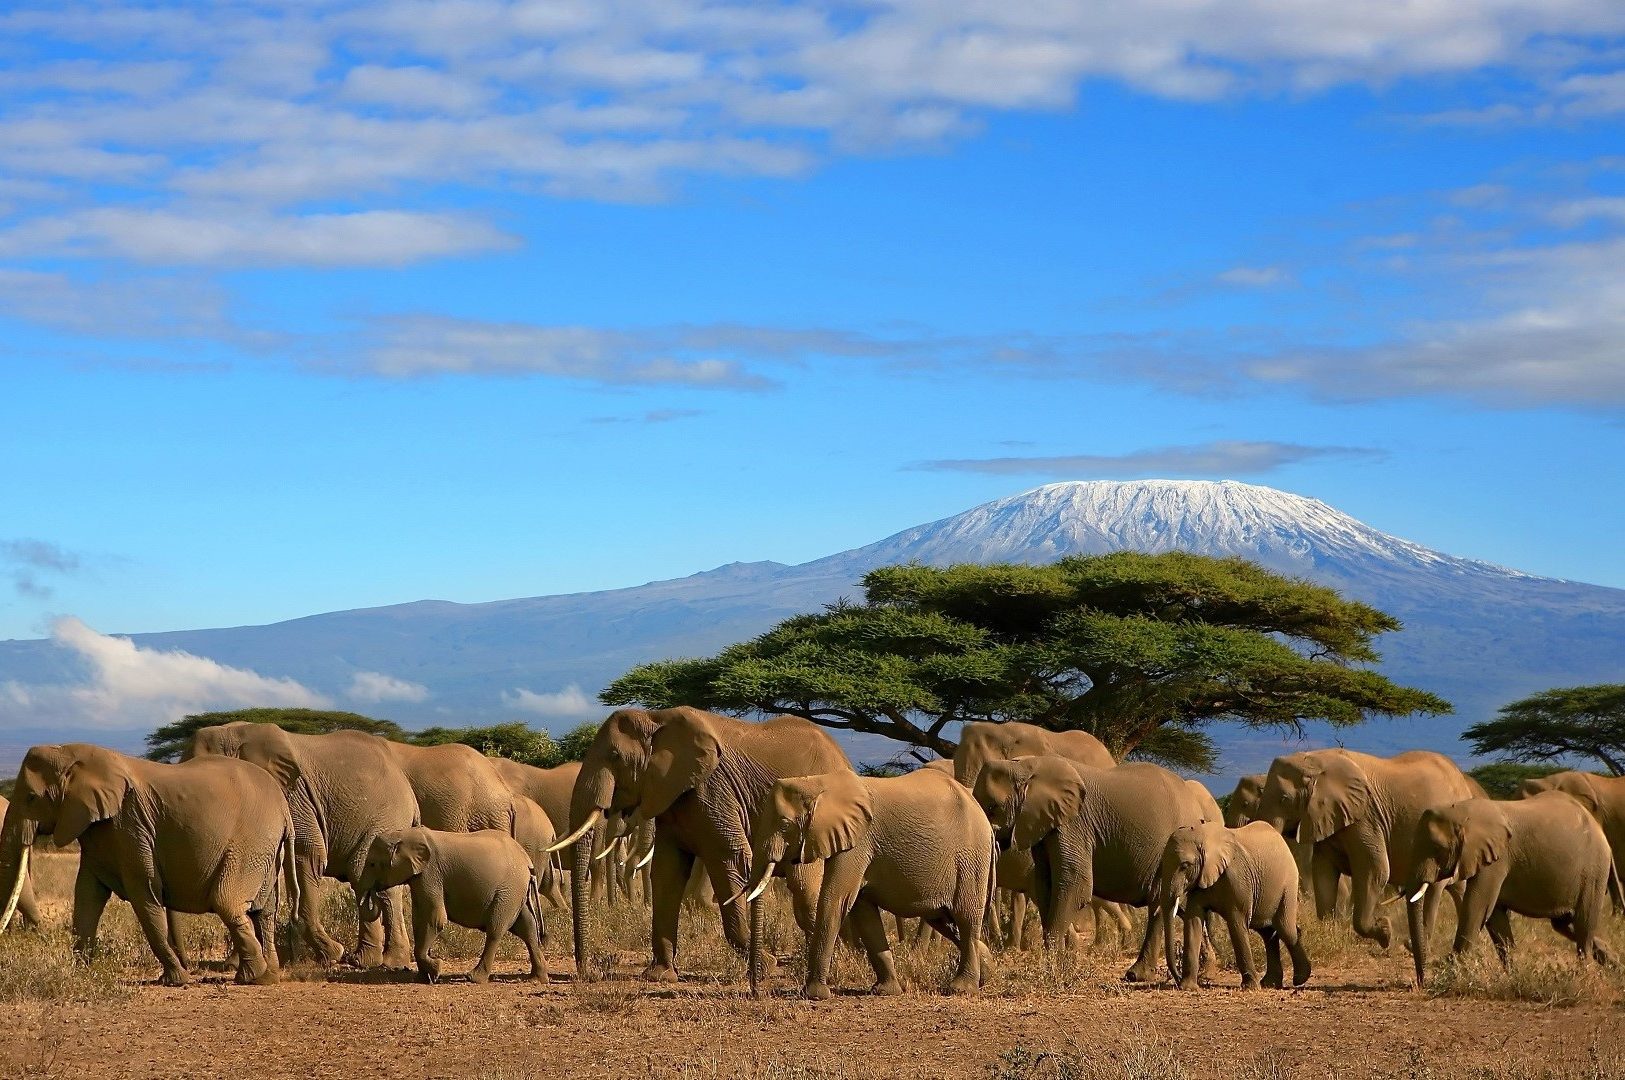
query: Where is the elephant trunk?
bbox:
[0,804,36,935]
[571,835,591,978]
[1406,895,1428,988]
[1162,877,1181,984]
[748,892,765,999]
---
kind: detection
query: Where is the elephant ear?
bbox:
[1302,755,1370,844]
[1196,820,1236,890]
[638,709,722,820]
[233,723,301,791]
[54,753,131,846]
[800,772,873,860]
[1012,757,1082,853]
[1458,807,1511,879]
[394,831,434,878]
[1558,774,1602,817]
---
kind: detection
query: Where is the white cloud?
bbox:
[0,209,517,268]
[1215,266,1291,288]
[346,670,431,704]
[503,684,601,721]
[0,617,330,731]
[912,440,1384,478]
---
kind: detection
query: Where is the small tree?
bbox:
[145,708,408,762]
[551,720,602,764]
[410,722,558,766]
[1463,684,1625,776]
[1467,761,1566,799]
[603,553,1451,772]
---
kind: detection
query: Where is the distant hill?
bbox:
[3,480,1621,779]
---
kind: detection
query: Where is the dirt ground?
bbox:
[2,854,1622,1079]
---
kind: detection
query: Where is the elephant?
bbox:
[511,795,568,911]
[951,722,1128,950]
[1401,791,1618,985]
[1227,773,1326,901]
[489,758,580,836]
[384,741,518,834]
[973,754,1217,982]
[1159,820,1310,990]
[1253,748,1481,950]
[0,795,40,931]
[0,744,295,986]
[552,706,852,981]
[186,721,419,968]
[357,827,547,985]
[1517,772,1625,891]
[734,766,997,1000]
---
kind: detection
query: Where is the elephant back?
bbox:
[728,713,853,778]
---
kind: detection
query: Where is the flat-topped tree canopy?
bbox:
[602,552,1452,772]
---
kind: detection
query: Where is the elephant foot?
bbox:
[641,963,680,984]
[417,964,441,985]
[346,945,386,969]
[1292,961,1312,986]
[873,979,905,997]
[468,967,491,985]
[528,970,548,984]
[1261,973,1283,990]
[310,939,345,968]
[946,975,977,996]
[1177,977,1199,992]
[235,961,279,986]
[1240,976,1262,991]
[1122,965,1156,983]
[159,967,192,988]
[803,982,832,1001]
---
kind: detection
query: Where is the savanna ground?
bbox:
[1,852,1622,1079]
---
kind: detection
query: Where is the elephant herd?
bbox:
[0,711,1619,1000]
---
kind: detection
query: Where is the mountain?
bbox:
[3,480,1622,779]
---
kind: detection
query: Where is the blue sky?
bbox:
[2,0,1624,648]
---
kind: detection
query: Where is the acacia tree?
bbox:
[602,553,1451,772]
[1463,684,1625,776]
[145,707,408,762]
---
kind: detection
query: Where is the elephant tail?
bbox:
[1608,859,1624,916]
[983,831,999,943]
[279,809,300,922]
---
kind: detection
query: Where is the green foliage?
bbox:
[551,720,601,764]
[409,722,558,766]
[144,708,409,762]
[1468,760,1567,799]
[603,553,1450,770]
[0,778,12,799]
[1463,684,1625,776]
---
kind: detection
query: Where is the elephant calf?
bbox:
[359,827,548,985]
[1402,791,1619,985]
[735,767,996,1000]
[1160,821,1310,991]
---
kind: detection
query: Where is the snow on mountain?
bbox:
[1,479,1620,777]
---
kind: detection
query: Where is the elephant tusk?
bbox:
[1170,895,1181,920]
[634,844,655,871]
[743,870,775,906]
[593,840,618,862]
[1381,891,1408,907]
[0,845,30,935]
[1408,884,1429,903]
[546,809,605,853]
[722,885,748,907]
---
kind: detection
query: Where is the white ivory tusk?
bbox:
[1408,884,1428,903]
[634,845,655,871]
[0,845,30,934]
[545,808,605,853]
[1170,895,1181,920]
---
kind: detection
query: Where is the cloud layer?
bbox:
[503,684,601,722]
[913,440,1384,478]
[0,617,330,730]
[346,670,431,704]
[1,539,84,600]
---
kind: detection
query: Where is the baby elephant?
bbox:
[358,827,547,985]
[1160,820,1310,990]
[733,767,996,1000]
[1402,791,1618,985]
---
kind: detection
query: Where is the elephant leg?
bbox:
[70,866,112,958]
[1485,907,1515,965]
[644,840,693,983]
[221,905,276,986]
[1199,911,1223,980]
[291,849,344,968]
[805,851,865,1001]
[1102,900,1133,946]
[1450,878,1496,960]
[942,904,984,995]
[1310,846,1342,920]
[166,909,194,973]
[1547,913,1602,964]
[1345,841,1393,949]
[850,898,901,996]
[251,903,280,974]
[1124,905,1164,984]
[702,855,749,956]
[1259,926,1284,989]
[784,859,825,939]
[512,903,548,983]
[1278,895,1311,986]
[1009,891,1028,951]
[1178,912,1202,990]
[413,899,445,984]
[1223,908,1258,990]
[127,879,189,988]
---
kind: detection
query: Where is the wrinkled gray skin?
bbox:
[0,795,40,931]
[0,744,295,986]
[384,742,517,834]
[186,722,419,968]
[1403,791,1618,985]
[951,722,1130,949]
[1517,772,1625,894]
[490,759,580,836]
[357,826,547,985]
[510,795,568,911]
[739,768,997,999]
[1253,749,1482,951]
[974,754,1217,982]
[1160,821,1310,991]
[561,707,852,981]
[1226,773,1327,902]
